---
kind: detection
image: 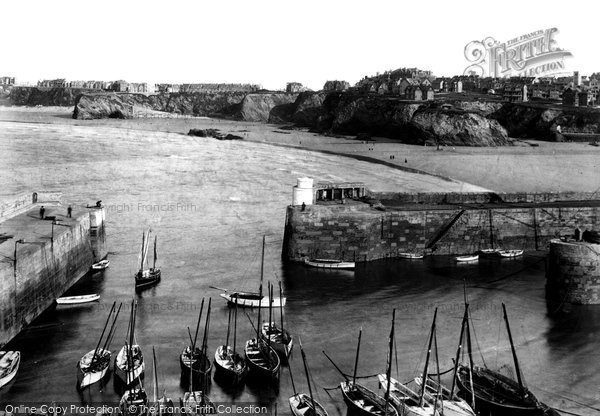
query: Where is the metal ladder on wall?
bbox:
[425,209,466,250]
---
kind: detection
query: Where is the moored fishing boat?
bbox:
[115,300,145,387]
[120,387,149,416]
[303,258,355,269]
[0,351,20,389]
[135,230,161,290]
[181,391,216,415]
[215,236,286,308]
[260,282,292,361]
[244,338,280,382]
[377,375,434,416]
[56,294,100,305]
[78,302,121,389]
[91,259,110,270]
[324,324,397,416]
[180,298,212,389]
[341,381,398,416]
[289,393,328,416]
[454,303,551,416]
[288,337,328,416]
[213,298,248,385]
[414,376,475,416]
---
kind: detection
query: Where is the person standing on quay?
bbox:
[39,205,45,219]
[67,205,72,218]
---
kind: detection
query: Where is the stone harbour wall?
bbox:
[546,240,600,304]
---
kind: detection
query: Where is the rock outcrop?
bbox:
[237,93,298,122]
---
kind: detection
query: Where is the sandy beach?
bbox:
[2,106,599,194]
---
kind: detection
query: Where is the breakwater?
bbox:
[282,191,600,261]
[0,193,107,347]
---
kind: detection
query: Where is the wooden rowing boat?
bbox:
[498,249,524,258]
[56,294,100,305]
[454,254,479,262]
[397,252,425,259]
[91,259,110,270]
[0,351,20,389]
[304,258,355,269]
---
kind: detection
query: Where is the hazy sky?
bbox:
[2,0,598,90]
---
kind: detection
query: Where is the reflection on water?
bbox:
[0,122,599,415]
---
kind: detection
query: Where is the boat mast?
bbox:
[225,304,232,356]
[279,281,285,341]
[192,299,205,351]
[102,302,122,353]
[433,328,443,416]
[465,307,476,410]
[139,232,146,273]
[260,235,265,290]
[233,298,238,356]
[187,327,195,394]
[384,309,396,416]
[268,282,273,343]
[91,301,116,365]
[450,304,469,398]
[419,308,437,407]
[502,303,525,395]
[153,235,157,270]
[201,298,212,361]
[352,327,362,385]
[299,337,317,414]
[152,346,158,406]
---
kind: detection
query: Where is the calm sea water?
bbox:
[0,121,599,415]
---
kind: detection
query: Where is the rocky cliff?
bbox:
[284,92,509,146]
[9,87,92,106]
[73,91,298,121]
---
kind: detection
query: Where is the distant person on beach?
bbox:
[96,200,102,207]
[67,205,72,218]
[40,206,45,219]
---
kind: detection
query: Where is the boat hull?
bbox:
[180,348,212,389]
[260,322,293,361]
[456,365,545,416]
[219,293,285,308]
[135,269,161,290]
[115,345,145,386]
[91,260,110,270]
[397,253,424,259]
[213,346,248,385]
[341,381,398,416]
[376,375,434,416]
[56,294,100,305]
[120,387,148,416]
[304,259,355,269]
[78,348,111,389]
[244,339,280,383]
[413,376,475,416]
[0,351,20,389]
[455,255,479,262]
[182,391,217,415]
[289,393,328,416]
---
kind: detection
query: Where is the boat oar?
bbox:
[209,285,229,292]
[322,350,349,382]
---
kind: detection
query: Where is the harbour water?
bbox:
[0,121,599,415]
